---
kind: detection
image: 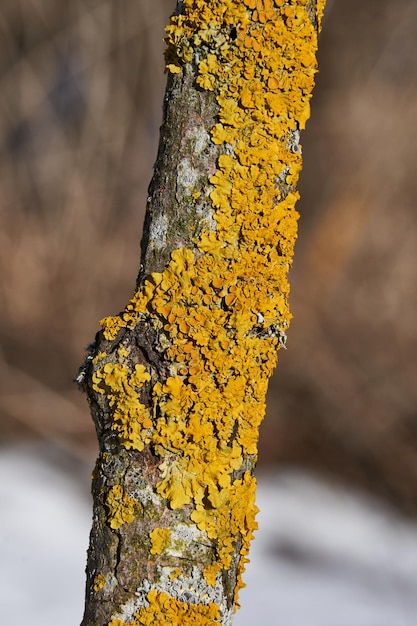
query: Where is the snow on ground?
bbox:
[236,472,417,626]
[1,443,417,626]
[0,444,90,626]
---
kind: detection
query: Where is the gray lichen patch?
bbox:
[128,566,234,624]
[145,212,170,261]
[177,158,201,194]
[287,126,302,154]
[166,522,209,560]
[131,483,164,509]
[188,126,211,156]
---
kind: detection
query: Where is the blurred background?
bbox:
[1,1,417,624]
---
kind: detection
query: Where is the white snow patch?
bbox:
[235,470,417,626]
[0,444,91,626]
[1,446,417,626]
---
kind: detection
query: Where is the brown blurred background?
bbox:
[1,1,416,514]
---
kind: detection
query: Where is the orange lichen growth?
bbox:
[150,527,172,555]
[92,350,106,364]
[316,0,327,29]
[106,485,138,530]
[168,568,182,581]
[95,0,324,614]
[109,590,220,626]
[93,573,106,592]
[193,470,259,600]
[92,362,152,451]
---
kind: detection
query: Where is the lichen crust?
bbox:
[109,590,221,626]
[106,484,139,530]
[92,0,324,621]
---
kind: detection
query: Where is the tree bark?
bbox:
[79,1,326,624]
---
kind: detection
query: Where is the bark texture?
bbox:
[79,1,325,624]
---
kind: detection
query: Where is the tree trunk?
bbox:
[79,1,326,624]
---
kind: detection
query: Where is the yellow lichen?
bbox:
[168,567,182,581]
[106,485,138,530]
[150,527,172,555]
[93,573,106,592]
[94,0,324,611]
[92,351,106,364]
[192,471,258,603]
[92,363,152,451]
[316,0,327,30]
[109,590,220,626]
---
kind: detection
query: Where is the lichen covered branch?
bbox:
[81,1,325,625]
